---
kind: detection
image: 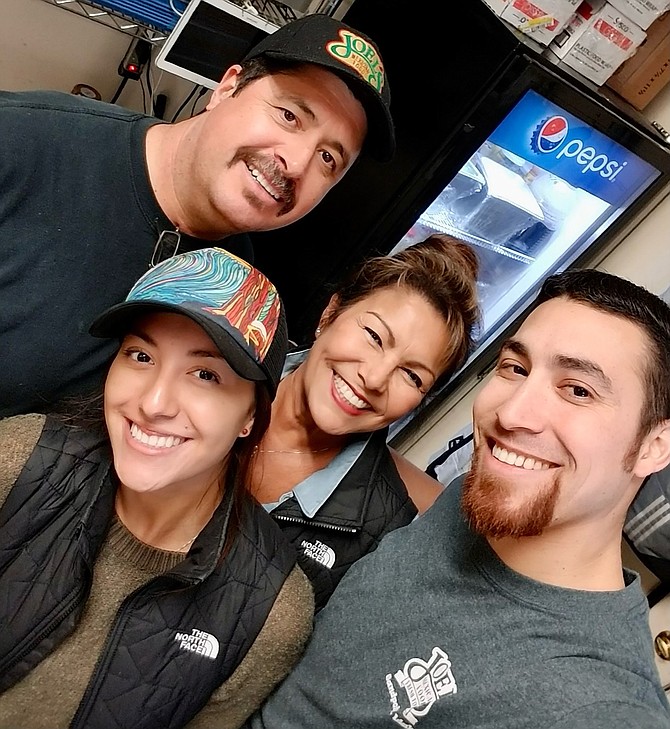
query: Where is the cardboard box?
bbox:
[606,11,670,107]
[549,1,646,84]
[607,0,670,29]
[482,0,511,14]
[500,0,582,44]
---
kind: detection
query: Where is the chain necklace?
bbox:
[174,534,198,552]
[115,490,216,553]
[256,445,337,455]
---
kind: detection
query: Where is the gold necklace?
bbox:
[174,533,198,552]
[256,445,337,455]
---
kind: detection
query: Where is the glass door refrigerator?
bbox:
[252,0,670,442]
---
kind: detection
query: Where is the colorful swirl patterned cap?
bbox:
[90,248,288,397]
[244,14,394,162]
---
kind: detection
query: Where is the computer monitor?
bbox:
[156,0,279,89]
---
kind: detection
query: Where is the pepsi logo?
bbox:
[532,116,569,153]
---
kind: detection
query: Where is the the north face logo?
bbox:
[300,538,336,568]
[174,628,219,659]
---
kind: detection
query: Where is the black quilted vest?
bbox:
[271,429,417,611]
[0,417,297,729]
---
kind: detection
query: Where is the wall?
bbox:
[0,0,204,119]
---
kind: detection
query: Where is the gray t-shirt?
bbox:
[250,479,669,729]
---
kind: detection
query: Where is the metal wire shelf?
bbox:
[39,0,172,42]
[38,0,311,43]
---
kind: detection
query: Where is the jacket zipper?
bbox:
[1,583,85,680]
[272,513,358,533]
[70,573,191,729]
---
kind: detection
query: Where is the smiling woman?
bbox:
[0,248,312,729]
[251,234,481,610]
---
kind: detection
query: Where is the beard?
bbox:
[461,443,561,539]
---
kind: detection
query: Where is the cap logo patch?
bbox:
[326,30,385,93]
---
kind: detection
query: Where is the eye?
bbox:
[281,108,297,124]
[497,359,527,378]
[364,326,383,347]
[401,367,424,390]
[564,383,592,400]
[123,348,152,364]
[194,368,220,384]
[320,149,336,171]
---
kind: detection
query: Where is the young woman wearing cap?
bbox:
[0,249,312,729]
[252,235,480,611]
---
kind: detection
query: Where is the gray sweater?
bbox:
[251,478,670,729]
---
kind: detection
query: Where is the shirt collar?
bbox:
[265,348,371,517]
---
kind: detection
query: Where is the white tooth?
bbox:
[541,462,550,470]
[533,460,543,470]
[504,451,517,465]
[515,454,525,467]
[156,436,167,448]
[148,434,159,447]
[334,374,368,409]
[523,458,535,470]
[250,167,280,200]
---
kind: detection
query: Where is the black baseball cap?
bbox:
[244,14,395,162]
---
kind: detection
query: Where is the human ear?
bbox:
[206,65,243,110]
[239,416,255,439]
[633,420,670,479]
[318,294,341,332]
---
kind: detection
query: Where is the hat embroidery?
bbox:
[203,266,280,360]
[326,30,385,93]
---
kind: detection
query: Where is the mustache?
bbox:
[233,148,296,216]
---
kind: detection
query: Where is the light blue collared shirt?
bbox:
[262,349,371,517]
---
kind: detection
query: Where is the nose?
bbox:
[138,368,180,421]
[495,376,548,434]
[358,354,395,394]
[278,140,315,178]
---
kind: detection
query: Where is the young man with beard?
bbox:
[248,269,670,729]
[0,14,393,417]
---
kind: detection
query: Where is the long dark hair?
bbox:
[221,383,272,552]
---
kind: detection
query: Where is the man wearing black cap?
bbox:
[0,14,395,418]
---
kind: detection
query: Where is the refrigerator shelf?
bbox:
[417,213,535,266]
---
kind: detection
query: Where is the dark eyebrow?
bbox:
[126,330,223,361]
[367,311,437,379]
[554,354,613,392]
[499,338,527,358]
[368,311,395,347]
[285,95,348,167]
[500,337,613,392]
[188,349,224,360]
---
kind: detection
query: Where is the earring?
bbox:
[240,427,250,437]
[315,327,321,337]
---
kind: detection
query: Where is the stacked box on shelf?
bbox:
[548,1,647,85]
[606,11,670,108]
